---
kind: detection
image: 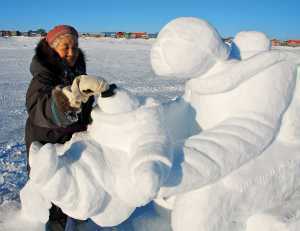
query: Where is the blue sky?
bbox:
[0,0,299,39]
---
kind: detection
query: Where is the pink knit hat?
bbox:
[46,25,78,45]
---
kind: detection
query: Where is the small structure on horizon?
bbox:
[116,32,126,38]
[0,30,12,37]
[148,33,158,39]
[287,40,300,47]
[130,32,148,39]
[80,32,105,38]
[271,39,282,46]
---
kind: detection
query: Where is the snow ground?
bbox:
[0,36,300,230]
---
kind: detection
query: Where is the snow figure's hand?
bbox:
[113,158,172,208]
[132,161,170,202]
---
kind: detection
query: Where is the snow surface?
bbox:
[1,17,300,231]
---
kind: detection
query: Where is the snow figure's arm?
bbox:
[187,50,295,95]
[159,114,281,198]
[185,114,279,176]
[159,62,297,197]
[112,103,174,206]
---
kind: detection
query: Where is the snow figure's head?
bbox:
[231,31,271,59]
[97,88,140,114]
[151,17,230,79]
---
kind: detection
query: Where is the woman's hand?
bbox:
[61,75,109,109]
[75,75,110,98]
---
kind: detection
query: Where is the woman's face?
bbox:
[53,35,79,67]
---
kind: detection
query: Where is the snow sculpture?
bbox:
[20,88,173,227]
[151,17,300,231]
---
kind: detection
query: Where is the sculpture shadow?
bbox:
[163,98,201,188]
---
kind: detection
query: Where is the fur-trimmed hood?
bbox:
[30,38,86,79]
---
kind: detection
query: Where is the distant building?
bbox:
[21,32,29,36]
[130,32,148,39]
[10,31,21,36]
[0,30,11,37]
[148,33,158,39]
[116,32,126,38]
[104,32,116,38]
[287,40,300,47]
[271,39,281,46]
[80,32,104,38]
[28,30,42,37]
[98,32,106,37]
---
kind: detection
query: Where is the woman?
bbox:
[25,25,109,230]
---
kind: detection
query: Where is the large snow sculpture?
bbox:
[151,17,300,231]
[20,88,173,227]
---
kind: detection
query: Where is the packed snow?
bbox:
[1,17,300,231]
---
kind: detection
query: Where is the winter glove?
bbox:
[51,75,109,127]
[62,75,110,108]
[75,74,109,98]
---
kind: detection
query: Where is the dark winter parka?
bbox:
[25,39,94,155]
